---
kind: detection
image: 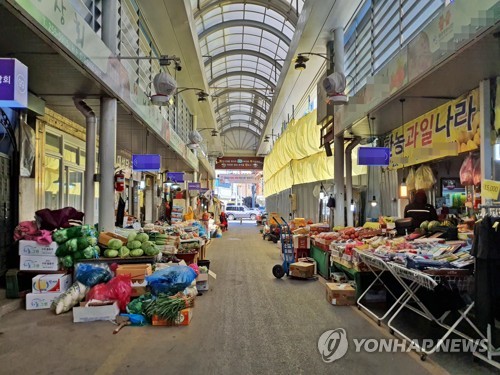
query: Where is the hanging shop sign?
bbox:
[132,154,161,172]
[216,157,264,170]
[167,172,184,183]
[217,174,259,184]
[385,88,480,169]
[482,179,500,201]
[187,182,201,190]
[357,147,390,166]
[0,58,28,108]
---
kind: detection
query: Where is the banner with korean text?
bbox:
[385,88,480,169]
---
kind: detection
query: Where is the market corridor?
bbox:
[0,223,443,375]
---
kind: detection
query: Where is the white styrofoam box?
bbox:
[26,292,62,310]
[20,255,59,271]
[73,302,120,323]
[18,240,58,256]
[32,274,72,293]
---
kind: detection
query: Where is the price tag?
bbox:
[482,179,500,200]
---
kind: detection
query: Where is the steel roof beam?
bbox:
[216,111,265,126]
[209,71,276,90]
[198,20,291,46]
[194,0,299,26]
[220,126,262,138]
[215,100,268,116]
[204,50,283,71]
[212,89,272,105]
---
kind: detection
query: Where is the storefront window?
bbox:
[66,168,83,211]
[80,150,86,168]
[64,144,79,164]
[46,132,61,153]
[44,155,61,210]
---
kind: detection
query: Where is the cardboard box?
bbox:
[26,292,62,310]
[293,235,310,249]
[152,308,193,326]
[98,232,128,247]
[18,240,58,256]
[289,262,315,279]
[326,283,356,306]
[32,274,72,293]
[116,264,152,297]
[196,273,209,291]
[73,301,120,323]
[116,264,152,279]
[20,255,59,271]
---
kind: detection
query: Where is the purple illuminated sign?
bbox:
[132,154,161,171]
[188,182,201,190]
[357,147,391,166]
[0,58,28,108]
[167,172,184,183]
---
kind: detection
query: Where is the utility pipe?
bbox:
[345,137,361,227]
[74,98,96,225]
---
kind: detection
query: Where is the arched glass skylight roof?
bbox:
[191,0,304,152]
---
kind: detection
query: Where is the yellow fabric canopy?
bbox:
[264,110,366,197]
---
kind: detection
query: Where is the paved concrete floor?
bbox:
[0,223,491,374]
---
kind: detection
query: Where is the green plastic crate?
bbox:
[310,245,330,279]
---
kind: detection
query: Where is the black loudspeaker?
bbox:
[325,142,333,157]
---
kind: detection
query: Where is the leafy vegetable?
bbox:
[77,237,90,251]
[127,232,137,243]
[107,238,123,250]
[143,294,187,321]
[52,226,83,244]
[83,246,98,259]
[55,243,69,257]
[130,249,144,257]
[127,240,142,250]
[67,238,79,253]
[62,255,73,268]
[135,233,149,243]
[104,249,119,258]
[119,246,130,258]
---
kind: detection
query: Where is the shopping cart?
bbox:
[272,217,294,279]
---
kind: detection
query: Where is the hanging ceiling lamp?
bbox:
[399,178,408,199]
[371,195,378,207]
[319,184,325,200]
[350,199,355,212]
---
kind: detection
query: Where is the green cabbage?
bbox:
[127,240,142,250]
[107,238,123,250]
[119,246,130,258]
[104,249,119,258]
[135,233,149,243]
[127,232,137,243]
[130,249,144,257]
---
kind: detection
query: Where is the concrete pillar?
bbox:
[334,135,345,226]
[99,97,117,231]
[73,99,96,225]
[479,79,492,204]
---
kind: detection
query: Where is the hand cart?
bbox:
[386,262,486,361]
[272,217,294,279]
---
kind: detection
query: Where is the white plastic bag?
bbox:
[406,168,416,192]
[415,165,436,190]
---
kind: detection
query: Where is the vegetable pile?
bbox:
[54,225,99,268]
[102,232,160,258]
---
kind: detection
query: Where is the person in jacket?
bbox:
[219,212,228,232]
[404,189,438,228]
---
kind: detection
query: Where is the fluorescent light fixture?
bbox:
[350,199,355,212]
[139,180,146,190]
[494,141,500,161]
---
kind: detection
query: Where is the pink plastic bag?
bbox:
[86,275,132,311]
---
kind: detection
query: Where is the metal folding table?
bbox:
[386,262,486,361]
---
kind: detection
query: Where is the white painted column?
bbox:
[99,97,117,231]
[479,79,492,205]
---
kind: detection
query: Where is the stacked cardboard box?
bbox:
[19,240,59,271]
[116,264,152,297]
[26,273,72,310]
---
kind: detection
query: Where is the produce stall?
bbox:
[9,208,216,328]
